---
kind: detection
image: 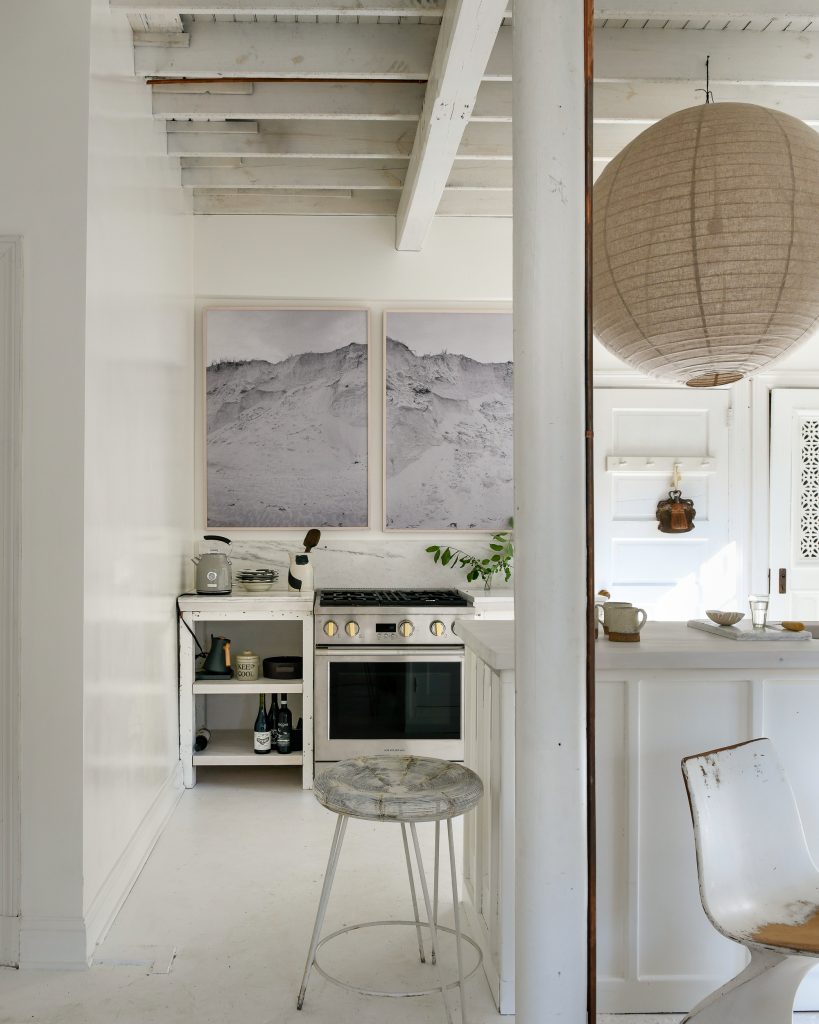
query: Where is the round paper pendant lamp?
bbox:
[593,103,819,387]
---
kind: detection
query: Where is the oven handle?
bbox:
[315,647,463,659]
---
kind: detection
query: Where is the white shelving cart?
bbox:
[178,593,314,789]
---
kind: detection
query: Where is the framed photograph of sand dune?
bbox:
[204,307,369,529]
[383,310,513,530]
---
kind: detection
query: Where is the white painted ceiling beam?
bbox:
[597,1,819,16]
[135,21,512,79]
[595,26,819,86]
[136,23,817,88]
[594,81,819,125]
[167,120,511,158]
[136,21,439,78]
[116,0,447,13]
[153,81,427,120]
[192,187,512,215]
[151,79,512,122]
[395,0,508,250]
[180,157,511,188]
[170,121,419,157]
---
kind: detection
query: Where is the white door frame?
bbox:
[0,236,22,965]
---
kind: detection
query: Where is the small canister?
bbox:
[235,651,261,681]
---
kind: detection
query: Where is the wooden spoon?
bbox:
[303,528,321,553]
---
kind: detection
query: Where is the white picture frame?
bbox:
[383,309,513,531]
[204,306,370,529]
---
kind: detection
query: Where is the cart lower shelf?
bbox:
[193,729,303,766]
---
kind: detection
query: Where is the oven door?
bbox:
[315,648,464,762]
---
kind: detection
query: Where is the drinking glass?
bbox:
[749,594,770,630]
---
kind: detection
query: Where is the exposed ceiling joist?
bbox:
[153,81,427,120]
[168,119,511,158]
[596,26,819,85]
[594,80,819,124]
[115,0,447,13]
[395,0,508,251]
[151,79,512,122]
[180,157,511,188]
[170,120,419,156]
[192,186,512,215]
[134,20,512,79]
[597,1,818,16]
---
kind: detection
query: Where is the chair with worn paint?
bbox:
[681,737,819,1024]
[297,754,483,1024]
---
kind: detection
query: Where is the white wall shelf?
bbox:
[193,680,303,695]
[192,730,303,767]
[178,592,314,789]
[605,455,717,475]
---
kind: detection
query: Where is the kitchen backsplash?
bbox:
[191,534,513,591]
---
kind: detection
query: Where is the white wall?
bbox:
[0,0,90,968]
[194,215,515,589]
[82,0,193,956]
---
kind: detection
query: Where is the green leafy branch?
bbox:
[425,531,514,588]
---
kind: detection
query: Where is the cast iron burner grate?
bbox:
[319,589,469,608]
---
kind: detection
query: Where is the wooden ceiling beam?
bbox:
[192,187,512,215]
[116,0,447,13]
[180,157,511,188]
[595,26,819,86]
[151,79,513,121]
[395,0,509,250]
[153,80,426,119]
[597,1,818,16]
[594,80,819,124]
[134,20,512,79]
[167,119,512,157]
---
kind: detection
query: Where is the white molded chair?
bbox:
[681,738,819,1024]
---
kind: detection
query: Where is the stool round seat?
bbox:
[314,754,483,823]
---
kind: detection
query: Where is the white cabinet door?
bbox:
[594,388,735,620]
[770,389,819,621]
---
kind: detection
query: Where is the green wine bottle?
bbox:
[276,694,292,755]
[266,694,279,748]
[253,694,272,755]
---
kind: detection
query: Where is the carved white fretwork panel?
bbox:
[799,418,819,560]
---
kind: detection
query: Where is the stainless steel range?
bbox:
[314,589,474,764]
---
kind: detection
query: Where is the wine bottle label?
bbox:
[254,730,272,752]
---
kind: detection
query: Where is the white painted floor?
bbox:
[0,768,812,1024]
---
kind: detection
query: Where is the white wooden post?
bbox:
[513,2,588,1023]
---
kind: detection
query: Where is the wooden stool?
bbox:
[297,754,484,1024]
[682,738,819,1024]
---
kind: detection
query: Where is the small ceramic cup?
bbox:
[607,605,647,642]
[598,601,632,636]
[235,651,261,681]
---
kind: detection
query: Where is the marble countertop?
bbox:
[457,619,819,672]
[178,591,314,613]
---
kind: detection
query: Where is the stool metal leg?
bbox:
[432,819,440,965]
[447,817,468,1024]
[410,823,453,1024]
[297,814,348,1011]
[401,822,426,964]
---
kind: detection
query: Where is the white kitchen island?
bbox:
[459,619,819,1015]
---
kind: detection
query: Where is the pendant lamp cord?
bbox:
[696,55,714,104]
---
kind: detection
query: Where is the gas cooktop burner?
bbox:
[319,588,469,608]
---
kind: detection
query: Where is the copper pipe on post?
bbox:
[584,2,597,1022]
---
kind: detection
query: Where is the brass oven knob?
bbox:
[430,620,446,637]
[345,621,360,637]
[398,620,414,638]
[324,620,339,637]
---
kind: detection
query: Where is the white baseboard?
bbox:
[0,914,20,966]
[18,916,88,970]
[84,762,183,961]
